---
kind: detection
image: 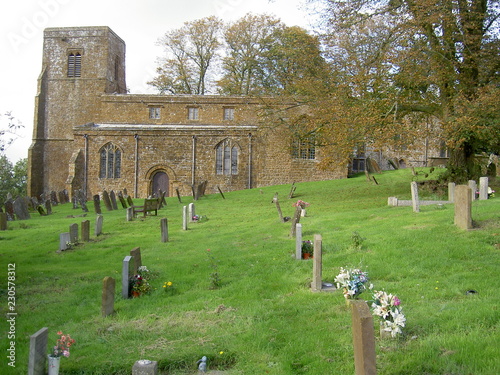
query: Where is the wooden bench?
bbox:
[132,198,159,218]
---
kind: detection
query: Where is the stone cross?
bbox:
[410,181,420,213]
[295,223,303,260]
[350,300,377,375]
[28,327,48,375]
[102,190,113,211]
[95,214,103,236]
[454,185,472,230]
[130,247,142,274]
[161,218,168,242]
[81,220,90,242]
[122,255,134,298]
[479,177,489,200]
[93,194,102,214]
[59,232,71,251]
[102,276,115,317]
[69,223,78,243]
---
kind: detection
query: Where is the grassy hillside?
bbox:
[1,168,499,374]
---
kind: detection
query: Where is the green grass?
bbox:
[1,168,499,374]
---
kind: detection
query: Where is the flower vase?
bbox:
[302,253,312,260]
[48,355,61,375]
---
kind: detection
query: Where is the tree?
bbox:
[149,16,223,94]
[0,156,27,205]
[0,111,23,153]
[308,0,500,180]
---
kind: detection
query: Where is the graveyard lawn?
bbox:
[1,168,499,374]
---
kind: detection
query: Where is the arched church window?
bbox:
[99,143,121,179]
[215,139,239,175]
[68,52,81,77]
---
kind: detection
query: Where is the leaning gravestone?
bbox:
[69,223,78,243]
[351,300,377,375]
[110,190,118,210]
[122,255,134,298]
[102,190,113,211]
[59,232,71,251]
[81,220,90,242]
[102,276,115,317]
[13,197,31,220]
[289,205,302,237]
[273,195,285,223]
[130,247,142,274]
[454,185,472,230]
[93,194,102,214]
[118,192,128,209]
[0,212,7,230]
[36,205,46,216]
[95,214,103,236]
[28,327,48,375]
[4,200,14,220]
[126,195,134,207]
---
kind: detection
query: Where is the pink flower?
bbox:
[63,350,70,357]
[393,296,401,306]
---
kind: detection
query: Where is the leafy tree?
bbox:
[0,111,23,153]
[0,156,27,205]
[149,16,223,94]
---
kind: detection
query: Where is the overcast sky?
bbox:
[0,0,318,162]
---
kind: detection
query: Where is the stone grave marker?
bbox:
[188,203,195,222]
[122,255,134,298]
[58,191,65,204]
[59,232,71,251]
[50,191,58,205]
[217,185,226,199]
[102,190,113,211]
[310,234,335,292]
[158,189,167,208]
[110,190,118,210]
[69,223,78,243]
[28,327,48,375]
[448,182,456,203]
[36,205,46,216]
[410,181,420,213]
[77,190,89,212]
[468,180,477,201]
[4,199,14,220]
[102,276,115,317]
[273,195,285,223]
[454,185,472,230]
[289,205,302,237]
[45,199,52,215]
[288,182,296,199]
[175,188,182,203]
[127,195,134,206]
[93,194,102,214]
[161,218,168,242]
[63,189,70,203]
[182,205,188,230]
[479,177,489,200]
[95,214,103,236]
[13,197,31,220]
[132,360,158,375]
[126,207,133,221]
[72,195,79,209]
[118,192,128,209]
[123,188,128,196]
[81,220,90,242]
[130,247,142,274]
[295,223,303,260]
[351,300,377,375]
[0,212,7,230]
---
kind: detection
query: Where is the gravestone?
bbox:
[81,220,90,242]
[77,190,89,212]
[4,200,14,220]
[126,207,134,221]
[311,234,335,292]
[410,181,420,213]
[36,205,46,216]
[13,197,31,220]
[72,196,79,209]
[122,255,134,298]
[273,195,285,223]
[158,190,167,209]
[288,182,296,199]
[50,191,58,205]
[127,195,134,207]
[63,189,70,203]
[45,199,52,215]
[175,188,182,203]
[102,276,115,317]
[0,212,7,230]
[95,214,103,236]
[69,223,78,243]
[123,188,128,196]
[454,185,472,230]
[479,177,489,200]
[102,190,113,211]
[351,300,377,375]
[217,185,226,199]
[188,203,195,222]
[58,191,65,204]
[130,247,142,274]
[59,232,71,251]
[182,206,188,230]
[93,194,102,214]
[448,182,456,203]
[110,190,118,210]
[118,192,128,209]
[161,218,168,242]
[468,180,477,201]
[28,327,48,375]
[295,223,303,260]
[132,360,158,375]
[289,205,302,237]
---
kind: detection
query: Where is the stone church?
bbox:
[27,26,347,199]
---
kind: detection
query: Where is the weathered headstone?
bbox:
[468,180,477,201]
[161,218,168,242]
[351,300,377,375]
[288,182,296,199]
[28,327,48,375]
[95,214,103,236]
[45,199,52,215]
[4,200,14,220]
[50,191,58,205]
[182,206,188,230]
[81,220,90,242]
[0,212,7,230]
[127,195,134,206]
[13,197,31,220]
[273,195,285,223]
[77,190,89,212]
[479,177,489,200]
[175,188,182,203]
[295,223,303,260]
[132,360,158,375]
[410,181,420,213]
[289,205,302,237]
[36,205,46,216]
[110,190,118,210]
[118,192,128,209]
[448,182,456,203]
[454,185,472,230]
[93,194,102,214]
[63,189,70,203]
[188,203,195,222]
[310,234,335,292]
[102,190,113,211]
[58,191,65,204]
[123,188,128,196]
[102,276,115,317]
[122,255,134,298]
[69,223,78,243]
[130,247,142,274]
[126,207,134,221]
[59,232,71,251]
[72,196,79,209]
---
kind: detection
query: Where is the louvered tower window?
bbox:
[68,53,81,77]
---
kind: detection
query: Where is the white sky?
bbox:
[0,0,317,162]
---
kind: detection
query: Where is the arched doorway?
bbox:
[152,171,169,197]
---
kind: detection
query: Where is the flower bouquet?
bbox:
[302,240,313,259]
[130,265,157,297]
[50,331,75,358]
[371,290,406,338]
[293,200,310,209]
[334,267,372,300]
